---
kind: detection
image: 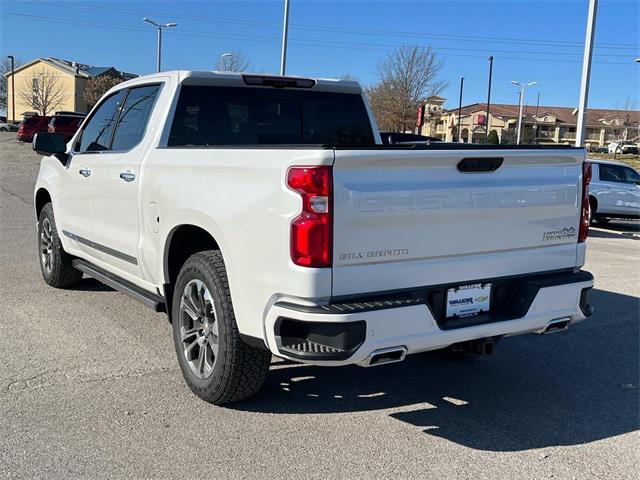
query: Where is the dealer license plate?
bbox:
[446,283,492,318]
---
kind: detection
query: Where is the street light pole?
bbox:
[511,80,537,145]
[575,0,598,147]
[457,77,464,142]
[219,53,232,71]
[143,18,177,73]
[534,92,540,144]
[7,55,15,124]
[280,0,291,75]
[485,56,493,142]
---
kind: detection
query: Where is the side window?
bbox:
[623,167,640,184]
[77,90,125,153]
[111,84,160,151]
[599,164,625,183]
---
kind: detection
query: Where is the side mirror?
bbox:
[33,132,66,156]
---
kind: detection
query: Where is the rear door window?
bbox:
[622,167,640,184]
[599,164,626,183]
[168,85,374,146]
[111,84,160,151]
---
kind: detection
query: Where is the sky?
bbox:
[1,0,639,111]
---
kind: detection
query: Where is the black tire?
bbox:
[171,251,271,404]
[38,203,83,288]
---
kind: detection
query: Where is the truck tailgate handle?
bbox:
[457,157,503,173]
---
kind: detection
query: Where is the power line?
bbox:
[2,12,638,66]
[18,1,640,50]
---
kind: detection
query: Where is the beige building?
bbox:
[4,57,136,121]
[419,96,640,148]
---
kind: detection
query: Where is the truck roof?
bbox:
[114,70,363,94]
[587,158,636,168]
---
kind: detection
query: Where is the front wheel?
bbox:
[171,251,271,404]
[38,203,83,288]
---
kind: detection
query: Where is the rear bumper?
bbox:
[264,270,594,366]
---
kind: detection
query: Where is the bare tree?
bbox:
[218,50,251,72]
[84,74,125,110]
[1,57,23,111]
[610,97,638,143]
[18,68,67,116]
[367,45,447,132]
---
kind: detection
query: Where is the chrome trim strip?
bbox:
[62,230,138,265]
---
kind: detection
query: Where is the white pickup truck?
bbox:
[33,71,594,404]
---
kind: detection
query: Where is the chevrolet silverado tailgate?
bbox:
[332,147,585,296]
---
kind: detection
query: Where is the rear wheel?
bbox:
[171,251,271,404]
[38,203,83,288]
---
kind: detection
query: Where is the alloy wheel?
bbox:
[179,279,220,379]
[40,217,53,275]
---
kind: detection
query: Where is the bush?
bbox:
[487,129,499,145]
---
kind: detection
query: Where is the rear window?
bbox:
[22,117,40,125]
[168,85,374,146]
[51,116,81,126]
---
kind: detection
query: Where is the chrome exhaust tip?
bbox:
[364,346,407,367]
[538,317,571,334]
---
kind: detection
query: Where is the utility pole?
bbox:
[143,18,177,73]
[457,77,464,142]
[7,55,15,124]
[280,0,291,76]
[511,80,537,145]
[485,56,493,142]
[534,92,540,144]
[576,0,598,147]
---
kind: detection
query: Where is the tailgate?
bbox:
[332,148,585,296]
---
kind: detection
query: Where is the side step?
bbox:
[72,259,166,312]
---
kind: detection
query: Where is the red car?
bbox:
[47,114,85,142]
[17,116,51,142]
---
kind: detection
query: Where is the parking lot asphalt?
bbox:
[1,131,638,479]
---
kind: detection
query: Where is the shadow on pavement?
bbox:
[588,229,639,240]
[67,277,116,292]
[590,220,640,239]
[230,288,639,452]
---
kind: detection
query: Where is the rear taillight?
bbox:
[579,162,592,242]
[287,166,332,267]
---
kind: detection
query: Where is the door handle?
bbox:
[119,172,136,182]
[79,168,91,177]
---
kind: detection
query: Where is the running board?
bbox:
[72,259,166,312]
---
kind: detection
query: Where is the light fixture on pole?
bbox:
[219,53,232,71]
[280,0,291,75]
[143,18,177,73]
[7,55,15,124]
[511,80,537,145]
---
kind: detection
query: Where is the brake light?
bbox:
[579,162,592,242]
[287,166,332,267]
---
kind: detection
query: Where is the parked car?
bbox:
[17,115,51,142]
[48,113,86,142]
[587,160,640,224]
[608,141,638,155]
[32,71,594,404]
[0,121,18,132]
[379,131,442,145]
